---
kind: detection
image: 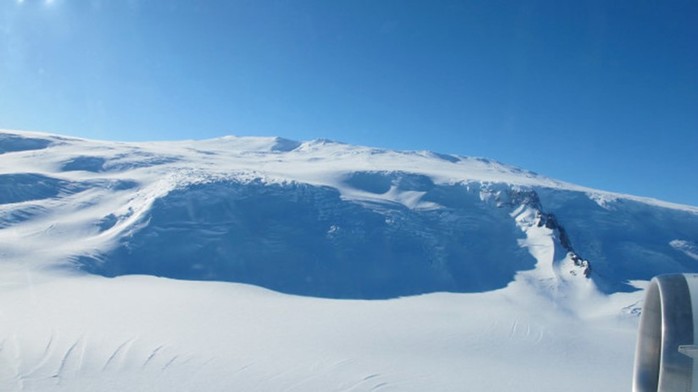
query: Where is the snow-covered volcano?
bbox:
[2,130,696,297]
[1,129,697,391]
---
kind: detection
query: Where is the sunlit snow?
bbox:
[1,129,697,391]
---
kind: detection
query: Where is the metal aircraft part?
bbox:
[633,274,698,392]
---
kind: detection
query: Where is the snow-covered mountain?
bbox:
[1,129,697,391]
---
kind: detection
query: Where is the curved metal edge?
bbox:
[633,274,694,392]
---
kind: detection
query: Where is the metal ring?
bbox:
[633,274,697,392]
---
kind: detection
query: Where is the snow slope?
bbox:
[1,129,697,391]
[0,274,637,392]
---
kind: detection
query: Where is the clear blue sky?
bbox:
[1,0,697,205]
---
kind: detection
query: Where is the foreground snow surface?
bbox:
[0,273,638,392]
